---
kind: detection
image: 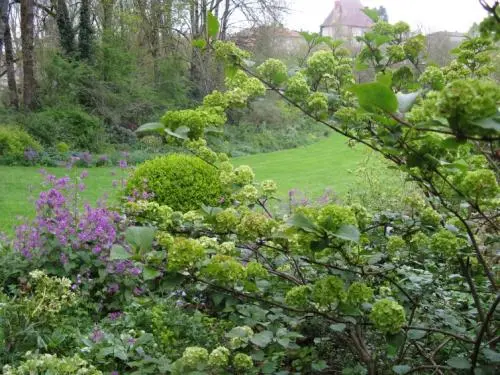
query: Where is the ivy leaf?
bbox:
[446,357,471,369]
[164,126,189,140]
[207,12,220,39]
[110,245,132,260]
[143,267,161,281]
[135,122,164,135]
[350,82,398,114]
[125,226,155,252]
[192,39,207,49]
[250,330,274,347]
[362,7,380,22]
[333,225,360,243]
[392,365,411,374]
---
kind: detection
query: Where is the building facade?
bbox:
[320,0,373,40]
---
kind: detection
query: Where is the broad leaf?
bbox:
[446,357,471,369]
[164,126,189,140]
[483,348,500,363]
[207,12,220,39]
[333,225,360,243]
[350,82,398,113]
[135,122,164,135]
[397,91,419,113]
[110,245,132,260]
[290,213,320,233]
[330,323,347,332]
[125,226,155,252]
[362,7,380,22]
[407,329,426,340]
[392,365,411,374]
[143,267,161,281]
[192,39,207,49]
[250,330,274,347]
[377,71,393,87]
[472,115,500,132]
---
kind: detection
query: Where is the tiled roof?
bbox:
[321,0,373,29]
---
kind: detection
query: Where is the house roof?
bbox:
[321,0,373,29]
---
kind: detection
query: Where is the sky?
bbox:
[285,0,488,33]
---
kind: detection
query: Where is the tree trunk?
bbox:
[21,0,36,110]
[0,0,9,58]
[4,22,18,108]
[78,0,93,60]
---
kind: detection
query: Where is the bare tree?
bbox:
[21,0,36,109]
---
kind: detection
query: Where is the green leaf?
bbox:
[377,71,393,87]
[392,365,411,374]
[207,12,220,39]
[330,323,347,332]
[110,245,132,260]
[397,92,419,113]
[446,357,471,369]
[125,226,155,252]
[164,126,189,140]
[333,225,360,243]
[362,7,380,22]
[192,39,207,49]
[143,267,161,281]
[311,360,328,371]
[250,330,274,347]
[471,115,500,132]
[407,329,426,340]
[290,213,320,233]
[483,348,500,363]
[135,122,164,135]
[350,82,398,113]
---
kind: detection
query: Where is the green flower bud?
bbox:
[312,276,346,307]
[370,299,406,334]
[233,353,253,371]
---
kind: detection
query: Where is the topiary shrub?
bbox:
[0,126,42,164]
[127,154,223,212]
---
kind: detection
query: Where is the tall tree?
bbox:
[79,0,93,60]
[55,0,75,55]
[21,0,37,109]
[4,21,19,108]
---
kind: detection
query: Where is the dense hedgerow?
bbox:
[127,154,223,212]
[0,126,42,164]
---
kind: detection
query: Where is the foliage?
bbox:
[0,126,43,165]
[127,154,223,212]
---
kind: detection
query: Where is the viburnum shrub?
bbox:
[119,9,500,374]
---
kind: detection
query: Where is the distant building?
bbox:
[320,0,374,40]
[426,31,467,66]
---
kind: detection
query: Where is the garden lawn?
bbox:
[0,166,122,234]
[233,135,382,197]
[0,136,395,234]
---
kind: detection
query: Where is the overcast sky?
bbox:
[285,0,487,33]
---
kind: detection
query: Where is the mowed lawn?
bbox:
[233,135,378,197]
[0,136,392,234]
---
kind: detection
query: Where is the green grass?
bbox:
[0,166,122,234]
[0,136,393,234]
[233,135,376,197]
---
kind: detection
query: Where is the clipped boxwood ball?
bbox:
[127,153,223,212]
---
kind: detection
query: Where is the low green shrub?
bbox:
[0,126,42,164]
[127,154,223,211]
[24,108,105,151]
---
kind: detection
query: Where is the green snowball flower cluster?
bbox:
[430,229,466,257]
[203,255,247,284]
[214,41,250,66]
[386,236,406,256]
[403,35,425,61]
[228,326,254,349]
[233,184,259,203]
[3,353,102,375]
[161,107,226,139]
[458,169,499,201]
[124,200,174,229]
[420,207,442,227]
[246,261,268,279]
[387,45,406,62]
[260,179,278,195]
[307,92,329,119]
[285,73,311,103]
[233,353,254,371]
[316,204,357,232]
[285,285,311,308]
[312,276,346,307]
[419,66,445,90]
[181,346,209,369]
[370,299,406,334]
[257,58,288,86]
[215,208,240,232]
[168,237,206,272]
[208,346,230,368]
[233,165,255,185]
[237,212,275,239]
[346,282,374,306]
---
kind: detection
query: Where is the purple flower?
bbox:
[90,328,105,343]
[109,311,123,321]
[129,267,142,276]
[60,252,69,265]
[133,287,144,296]
[82,152,92,166]
[127,337,136,345]
[119,159,128,169]
[107,283,120,294]
[111,371,119,375]
[24,148,38,162]
[80,170,89,179]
